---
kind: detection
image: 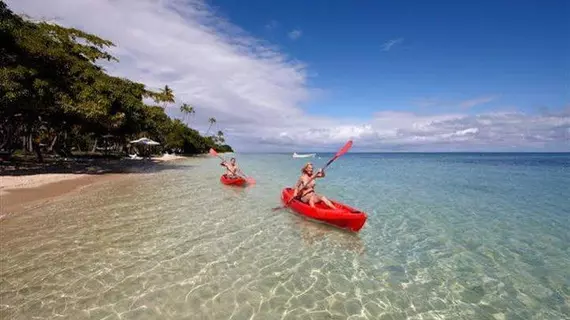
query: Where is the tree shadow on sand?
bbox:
[0,156,191,177]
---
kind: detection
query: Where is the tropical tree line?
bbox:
[0,1,233,162]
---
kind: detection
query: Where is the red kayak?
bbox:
[220,174,247,186]
[280,188,367,232]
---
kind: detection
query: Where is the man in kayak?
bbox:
[220,157,242,178]
[292,162,336,209]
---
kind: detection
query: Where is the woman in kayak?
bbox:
[292,162,336,209]
[220,157,242,178]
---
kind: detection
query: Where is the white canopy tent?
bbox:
[129,137,160,145]
[128,137,161,158]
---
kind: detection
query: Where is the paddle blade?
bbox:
[272,202,289,211]
[335,140,353,158]
[324,140,353,167]
[272,191,295,211]
[271,205,285,211]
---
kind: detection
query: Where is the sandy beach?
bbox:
[1,154,188,217]
[0,174,121,217]
[1,173,90,193]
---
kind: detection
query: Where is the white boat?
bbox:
[292,152,316,158]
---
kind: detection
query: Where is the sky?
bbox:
[6,0,569,152]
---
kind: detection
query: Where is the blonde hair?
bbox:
[301,162,313,174]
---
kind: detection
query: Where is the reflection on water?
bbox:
[1,155,569,320]
[289,214,365,255]
[0,166,370,320]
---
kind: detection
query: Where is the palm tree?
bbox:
[159,85,175,109]
[216,130,225,144]
[179,103,195,124]
[206,117,216,135]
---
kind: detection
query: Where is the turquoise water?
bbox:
[1,153,569,319]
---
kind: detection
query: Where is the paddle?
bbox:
[209,148,256,185]
[272,140,353,211]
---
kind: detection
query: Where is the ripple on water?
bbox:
[1,155,569,319]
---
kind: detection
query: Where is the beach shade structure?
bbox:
[129,137,161,157]
[129,137,160,145]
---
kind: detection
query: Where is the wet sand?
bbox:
[1,174,123,216]
[1,155,189,217]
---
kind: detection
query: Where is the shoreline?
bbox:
[0,154,190,218]
[0,173,125,218]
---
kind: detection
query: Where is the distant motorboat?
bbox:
[292,152,316,158]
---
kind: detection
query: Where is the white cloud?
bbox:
[6,0,310,135]
[288,29,302,40]
[6,0,569,152]
[381,38,403,51]
[413,95,498,110]
[254,110,570,151]
[458,95,497,109]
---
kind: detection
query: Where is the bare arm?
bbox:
[292,178,303,198]
[230,165,240,175]
[312,169,325,179]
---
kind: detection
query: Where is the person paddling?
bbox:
[220,157,243,179]
[292,162,336,209]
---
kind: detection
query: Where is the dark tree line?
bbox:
[0,1,233,162]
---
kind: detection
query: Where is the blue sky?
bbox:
[8,0,570,151]
[208,0,568,118]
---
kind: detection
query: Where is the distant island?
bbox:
[0,1,233,164]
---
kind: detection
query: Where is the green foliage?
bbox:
[165,119,208,153]
[215,144,234,153]
[205,117,216,135]
[157,85,174,109]
[179,103,195,124]
[0,1,232,159]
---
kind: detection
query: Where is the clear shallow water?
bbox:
[1,153,569,319]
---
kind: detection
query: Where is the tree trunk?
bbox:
[122,143,130,156]
[63,131,69,155]
[0,122,14,151]
[91,138,98,153]
[74,131,82,153]
[48,134,58,152]
[31,134,43,162]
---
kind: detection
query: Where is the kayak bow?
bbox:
[280,188,367,232]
